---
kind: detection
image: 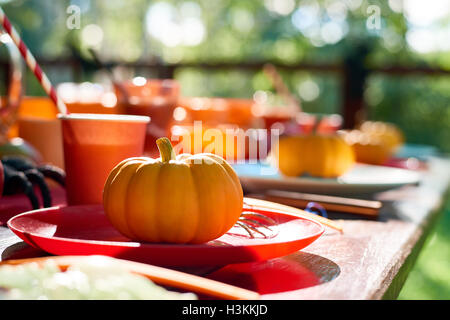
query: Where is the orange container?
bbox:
[16,97,64,168]
[250,101,298,130]
[59,113,149,205]
[177,97,229,125]
[115,78,180,157]
[295,113,343,134]
[177,97,255,128]
[18,96,58,118]
[225,98,255,127]
[169,122,269,162]
[57,82,120,115]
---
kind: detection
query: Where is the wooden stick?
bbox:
[244,197,344,232]
[251,190,381,218]
[88,47,130,103]
[263,63,302,113]
[0,255,260,300]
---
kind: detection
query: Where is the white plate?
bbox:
[232,162,422,195]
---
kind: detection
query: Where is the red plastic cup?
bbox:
[58,113,150,205]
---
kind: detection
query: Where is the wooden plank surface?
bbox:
[0,157,448,300]
[206,157,449,299]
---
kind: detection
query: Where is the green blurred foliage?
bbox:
[1,0,449,153]
[398,196,450,299]
[367,75,450,152]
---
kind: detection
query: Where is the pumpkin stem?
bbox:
[156,137,176,162]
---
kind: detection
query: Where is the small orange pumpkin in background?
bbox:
[358,121,404,150]
[339,129,392,165]
[170,124,249,162]
[103,137,243,244]
[270,133,355,178]
[339,121,404,165]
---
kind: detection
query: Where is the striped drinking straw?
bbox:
[0,6,68,114]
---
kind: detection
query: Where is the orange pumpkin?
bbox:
[170,124,249,162]
[359,121,404,150]
[271,134,355,178]
[339,129,391,165]
[340,122,404,165]
[103,137,243,244]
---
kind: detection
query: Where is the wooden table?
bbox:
[0,157,448,300]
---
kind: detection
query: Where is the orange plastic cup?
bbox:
[58,113,150,205]
[14,97,64,168]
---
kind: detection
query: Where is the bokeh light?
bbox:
[145,1,206,48]
[81,24,104,48]
[264,0,296,16]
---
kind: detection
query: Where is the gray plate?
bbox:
[232,162,422,196]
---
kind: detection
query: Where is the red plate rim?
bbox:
[7,204,324,249]
[7,205,325,265]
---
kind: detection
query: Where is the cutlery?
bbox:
[247,190,381,218]
[244,196,344,232]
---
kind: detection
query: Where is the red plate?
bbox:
[7,203,324,267]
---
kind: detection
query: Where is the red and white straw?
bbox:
[0,6,68,114]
